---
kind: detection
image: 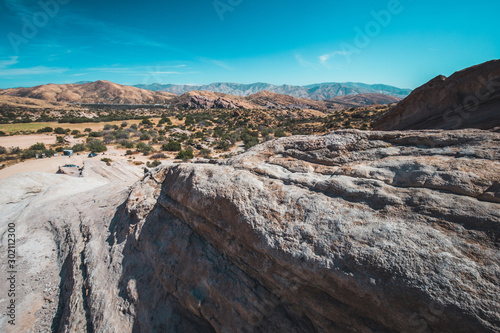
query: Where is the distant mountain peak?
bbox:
[134,82,411,100]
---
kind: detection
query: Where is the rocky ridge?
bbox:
[374,60,500,130]
[0,80,176,105]
[0,129,499,332]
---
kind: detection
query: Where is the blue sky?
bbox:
[0,0,498,89]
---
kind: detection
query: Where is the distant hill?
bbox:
[246,91,327,111]
[325,93,401,110]
[374,60,500,130]
[0,80,176,105]
[134,82,412,100]
[0,81,402,112]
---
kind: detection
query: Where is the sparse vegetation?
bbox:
[87,139,107,153]
[176,149,194,160]
[0,100,392,168]
[162,140,181,152]
[101,158,112,166]
[146,160,162,168]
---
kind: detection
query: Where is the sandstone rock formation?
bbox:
[1,130,499,332]
[375,60,500,130]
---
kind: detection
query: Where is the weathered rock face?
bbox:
[374,60,500,130]
[1,130,499,332]
[184,95,242,109]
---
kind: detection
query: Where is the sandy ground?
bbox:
[0,139,246,180]
[0,154,87,179]
[0,147,170,180]
[0,134,57,149]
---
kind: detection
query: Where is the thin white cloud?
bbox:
[62,14,176,51]
[197,57,233,71]
[85,65,191,74]
[3,0,35,17]
[131,72,197,76]
[211,60,233,71]
[0,66,68,76]
[0,56,19,67]
[295,54,318,70]
[319,51,350,66]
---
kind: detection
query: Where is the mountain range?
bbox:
[133,82,412,100]
[0,81,401,111]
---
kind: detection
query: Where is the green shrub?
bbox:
[162,141,181,151]
[244,138,260,150]
[184,115,195,126]
[120,140,135,149]
[87,139,107,153]
[136,142,153,155]
[37,127,53,133]
[0,146,7,154]
[29,142,46,151]
[215,140,232,151]
[199,149,211,158]
[150,153,166,159]
[54,127,70,134]
[274,129,287,138]
[72,143,87,152]
[84,128,92,132]
[55,147,65,152]
[146,160,162,168]
[140,133,151,141]
[101,158,112,166]
[176,149,194,160]
[71,130,80,135]
[21,150,37,159]
[0,131,6,136]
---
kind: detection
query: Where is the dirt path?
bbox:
[0,147,172,180]
[0,134,57,150]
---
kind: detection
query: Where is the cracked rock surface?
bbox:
[1,130,499,332]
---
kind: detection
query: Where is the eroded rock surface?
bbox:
[1,130,499,332]
[374,60,500,130]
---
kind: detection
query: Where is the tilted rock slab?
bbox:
[1,130,499,332]
[374,59,500,130]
